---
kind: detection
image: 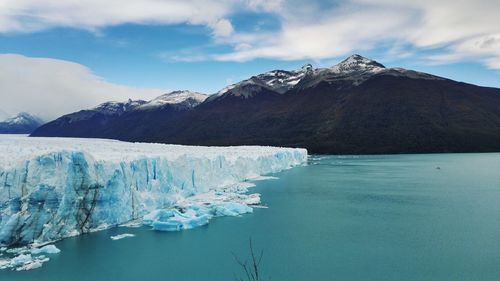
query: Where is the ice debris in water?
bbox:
[110,233,136,240]
[0,244,59,271]
[143,202,252,231]
[31,245,61,255]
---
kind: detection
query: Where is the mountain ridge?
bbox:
[31,55,500,154]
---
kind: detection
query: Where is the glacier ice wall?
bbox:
[0,136,307,246]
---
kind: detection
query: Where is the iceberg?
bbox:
[30,245,60,255]
[0,135,307,247]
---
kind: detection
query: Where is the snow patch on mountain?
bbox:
[213,63,313,99]
[296,54,445,89]
[76,91,207,115]
[211,54,446,100]
[137,90,207,110]
[93,99,147,115]
[330,54,386,73]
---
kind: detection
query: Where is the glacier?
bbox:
[0,135,307,251]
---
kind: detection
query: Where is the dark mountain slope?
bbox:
[32,55,500,154]
[139,75,500,154]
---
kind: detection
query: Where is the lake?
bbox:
[2,153,500,281]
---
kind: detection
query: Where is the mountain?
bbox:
[31,91,207,139]
[32,55,500,154]
[0,112,44,134]
[137,90,207,110]
[208,63,312,101]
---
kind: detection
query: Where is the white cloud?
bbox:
[246,0,284,12]
[428,34,500,70]
[0,109,10,121]
[0,54,164,121]
[0,0,237,37]
[210,19,234,37]
[2,0,500,70]
[210,0,500,69]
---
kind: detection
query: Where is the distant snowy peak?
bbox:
[138,90,208,110]
[2,112,43,126]
[0,112,44,134]
[330,54,385,73]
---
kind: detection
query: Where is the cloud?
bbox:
[246,0,284,12]
[2,0,500,70]
[210,0,500,69]
[214,4,414,61]
[0,109,10,121]
[210,19,234,37]
[428,34,500,69]
[0,54,164,121]
[0,0,236,37]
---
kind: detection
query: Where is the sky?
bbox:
[1,0,500,120]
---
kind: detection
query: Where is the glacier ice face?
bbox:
[0,135,307,247]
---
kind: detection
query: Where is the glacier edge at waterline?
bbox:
[0,135,307,247]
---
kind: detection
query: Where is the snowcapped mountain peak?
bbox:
[91,91,207,114]
[0,112,44,134]
[4,112,43,125]
[138,90,208,110]
[331,54,385,73]
[94,99,146,115]
[214,64,315,99]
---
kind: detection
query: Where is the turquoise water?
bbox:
[2,153,500,281]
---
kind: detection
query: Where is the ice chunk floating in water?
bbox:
[0,135,307,248]
[142,202,252,232]
[0,244,59,271]
[30,245,60,255]
[110,234,135,240]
